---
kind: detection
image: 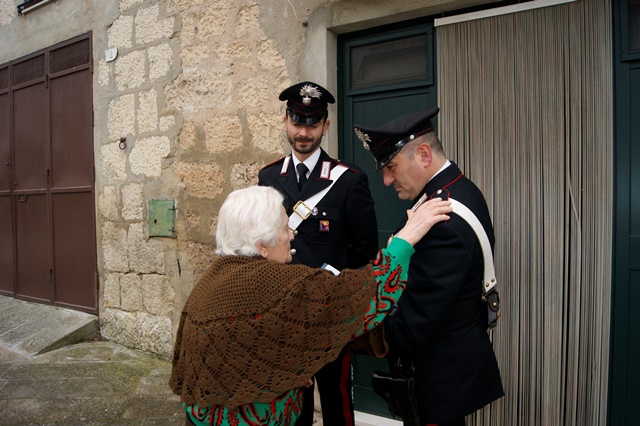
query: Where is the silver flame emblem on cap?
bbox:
[354,128,371,150]
[300,84,322,105]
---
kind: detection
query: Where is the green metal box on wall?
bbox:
[148,199,175,238]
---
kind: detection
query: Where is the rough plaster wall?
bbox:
[0,0,477,358]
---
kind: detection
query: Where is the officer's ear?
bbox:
[415,142,433,168]
[322,118,330,135]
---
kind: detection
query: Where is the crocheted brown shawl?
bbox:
[169,255,381,409]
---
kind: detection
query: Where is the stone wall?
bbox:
[0,0,473,358]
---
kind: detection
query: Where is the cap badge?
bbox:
[354,128,371,150]
[300,84,322,105]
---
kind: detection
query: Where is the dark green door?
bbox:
[338,19,437,418]
[610,1,640,424]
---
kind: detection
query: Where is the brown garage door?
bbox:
[0,33,97,314]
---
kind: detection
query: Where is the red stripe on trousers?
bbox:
[339,350,353,425]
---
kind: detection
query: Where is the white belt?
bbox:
[288,164,349,230]
[449,198,497,294]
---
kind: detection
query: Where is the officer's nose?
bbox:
[298,126,311,137]
[382,168,394,187]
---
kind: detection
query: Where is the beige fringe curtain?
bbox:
[436,0,613,424]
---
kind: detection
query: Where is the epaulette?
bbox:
[260,156,288,171]
[331,158,359,174]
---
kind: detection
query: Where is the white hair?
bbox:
[215,186,285,256]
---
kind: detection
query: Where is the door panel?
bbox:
[0,91,10,190]
[13,83,48,192]
[0,195,13,295]
[0,90,13,295]
[52,192,96,311]
[50,70,93,189]
[15,193,51,302]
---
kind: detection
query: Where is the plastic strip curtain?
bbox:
[436,0,612,424]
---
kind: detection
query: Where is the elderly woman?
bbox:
[170,186,451,426]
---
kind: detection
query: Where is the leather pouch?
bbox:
[371,370,421,426]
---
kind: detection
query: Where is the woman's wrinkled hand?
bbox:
[394,197,452,246]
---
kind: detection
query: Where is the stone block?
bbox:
[129,136,171,177]
[197,3,232,40]
[172,161,224,199]
[102,222,129,273]
[115,50,146,91]
[135,313,173,357]
[234,4,259,37]
[108,94,136,141]
[128,223,165,274]
[180,45,208,68]
[101,142,128,182]
[178,121,198,151]
[101,309,172,358]
[148,42,173,81]
[122,183,144,221]
[99,185,119,220]
[248,111,287,155]
[142,274,175,317]
[137,88,158,134]
[203,115,242,154]
[121,273,143,312]
[103,273,122,308]
[108,14,133,50]
[258,38,286,70]
[159,115,176,131]
[135,4,174,45]
[237,77,272,110]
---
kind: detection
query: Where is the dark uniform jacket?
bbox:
[258,149,378,270]
[384,161,504,423]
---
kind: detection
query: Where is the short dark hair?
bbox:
[400,131,444,159]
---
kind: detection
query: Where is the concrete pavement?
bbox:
[0,339,184,425]
[0,296,183,425]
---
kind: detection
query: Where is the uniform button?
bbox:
[322,212,327,216]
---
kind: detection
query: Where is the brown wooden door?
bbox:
[0,66,13,296]
[0,34,97,313]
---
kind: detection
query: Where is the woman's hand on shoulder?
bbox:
[395,198,452,246]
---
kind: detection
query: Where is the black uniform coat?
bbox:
[384,162,504,423]
[258,148,378,270]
